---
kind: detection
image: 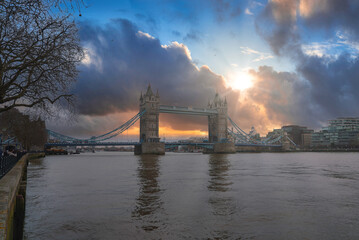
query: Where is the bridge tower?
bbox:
[135,84,165,155]
[207,93,235,153]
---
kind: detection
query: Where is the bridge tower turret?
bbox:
[207,93,235,153]
[208,93,229,142]
[140,84,160,143]
[136,84,165,154]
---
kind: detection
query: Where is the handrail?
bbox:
[0,152,26,179]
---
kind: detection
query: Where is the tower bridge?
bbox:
[46,84,294,154]
[136,84,234,154]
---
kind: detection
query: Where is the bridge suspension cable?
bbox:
[266,135,282,144]
[227,128,251,144]
[47,110,146,143]
[47,130,81,142]
[1,137,16,145]
[228,117,260,144]
[90,110,146,141]
[227,116,297,147]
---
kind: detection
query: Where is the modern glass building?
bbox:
[312,118,359,148]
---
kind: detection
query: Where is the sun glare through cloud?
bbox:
[227,69,254,91]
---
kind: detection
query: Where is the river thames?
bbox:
[23,152,359,239]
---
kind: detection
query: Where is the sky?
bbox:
[48,0,359,140]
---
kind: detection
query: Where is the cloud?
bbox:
[301,42,339,58]
[245,8,253,15]
[245,0,265,16]
[134,13,158,32]
[183,30,202,42]
[255,0,300,56]
[67,18,317,137]
[335,31,359,55]
[299,0,359,39]
[246,66,315,125]
[268,0,297,24]
[256,0,359,56]
[240,47,274,62]
[253,0,359,129]
[299,0,331,18]
[73,19,231,133]
[297,53,359,119]
[210,0,241,22]
[172,30,181,37]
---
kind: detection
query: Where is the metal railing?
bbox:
[0,152,26,180]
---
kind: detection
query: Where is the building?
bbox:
[301,133,312,148]
[266,129,282,139]
[311,117,359,148]
[281,125,314,146]
[266,125,313,147]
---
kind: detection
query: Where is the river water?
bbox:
[23,152,359,239]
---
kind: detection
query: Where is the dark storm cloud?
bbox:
[75,19,225,116]
[256,0,359,55]
[252,0,359,128]
[297,53,359,119]
[248,66,318,126]
[300,0,359,39]
[255,0,300,56]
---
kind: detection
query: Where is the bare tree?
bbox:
[52,0,86,14]
[0,0,84,114]
[0,108,47,150]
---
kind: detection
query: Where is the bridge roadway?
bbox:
[45,141,282,148]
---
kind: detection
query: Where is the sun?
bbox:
[227,69,254,91]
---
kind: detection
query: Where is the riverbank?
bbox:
[28,152,46,159]
[0,152,44,240]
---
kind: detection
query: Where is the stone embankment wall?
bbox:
[0,153,44,240]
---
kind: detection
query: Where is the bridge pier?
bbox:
[213,142,236,153]
[134,142,165,155]
[203,142,236,154]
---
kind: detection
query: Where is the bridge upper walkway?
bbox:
[159,105,217,116]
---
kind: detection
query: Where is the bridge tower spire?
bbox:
[135,84,165,154]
